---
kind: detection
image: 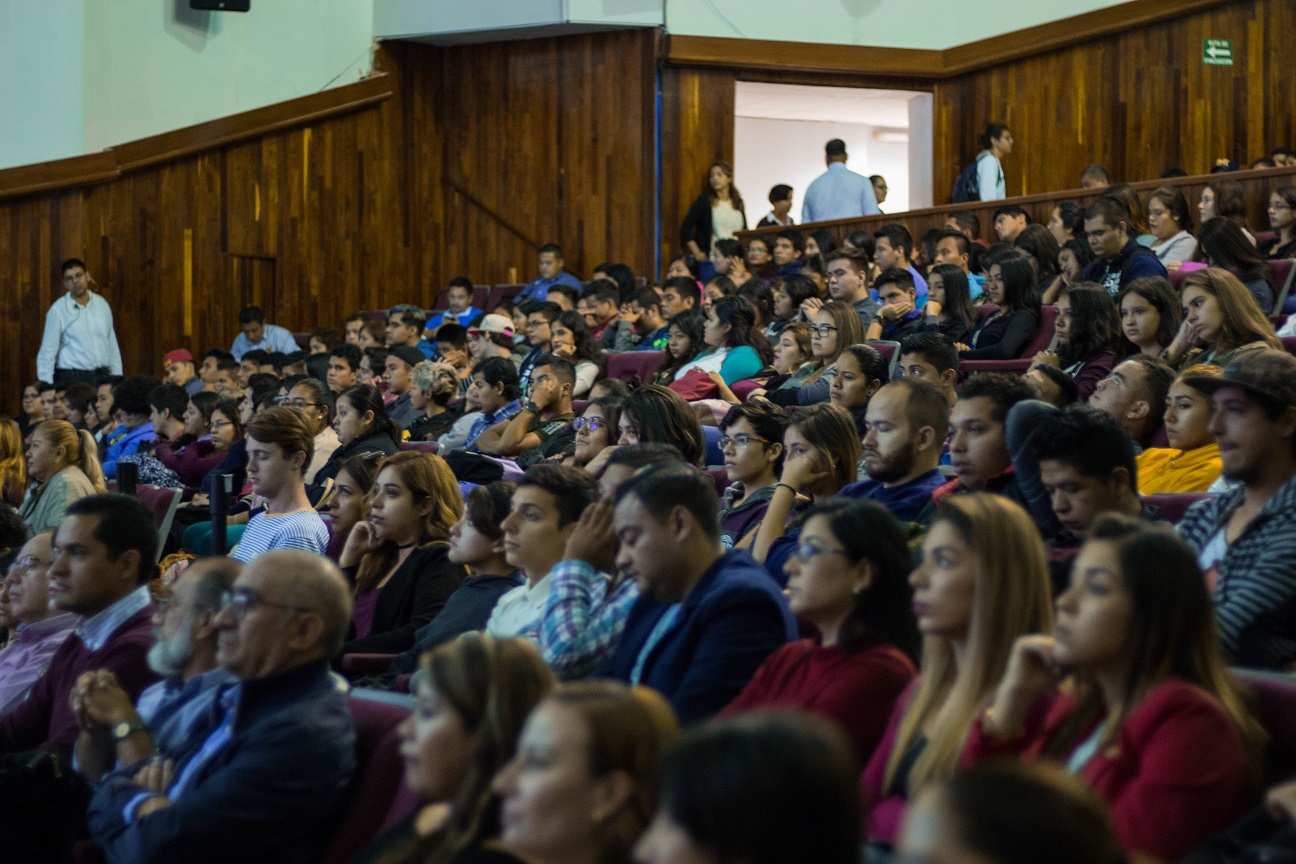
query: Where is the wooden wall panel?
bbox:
[932,0,1296,202]
[659,67,735,275]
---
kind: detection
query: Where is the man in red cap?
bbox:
[163,349,202,397]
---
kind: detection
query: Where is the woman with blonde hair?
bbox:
[493,681,680,864]
[764,300,866,408]
[1164,268,1281,369]
[861,493,1054,851]
[338,450,467,655]
[18,419,106,535]
[355,634,555,864]
[0,419,27,507]
[968,515,1265,861]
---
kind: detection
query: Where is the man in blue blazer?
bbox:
[608,464,796,723]
[86,550,356,864]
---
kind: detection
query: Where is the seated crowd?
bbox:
[4,175,1296,864]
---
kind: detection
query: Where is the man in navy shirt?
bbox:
[1082,197,1166,296]
[607,464,795,724]
[842,378,948,522]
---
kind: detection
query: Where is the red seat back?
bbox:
[706,468,729,498]
[866,340,901,379]
[398,441,439,455]
[1270,258,1296,313]
[134,485,181,561]
[1140,492,1208,525]
[483,284,526,312]
[606,350,664,382]
[1169,268,1187,293]
[1022,305,1058,357]
[318,695,412,864]
[1282,336,1296,358]
[1236,670,1296,782]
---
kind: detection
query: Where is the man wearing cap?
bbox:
[467,314,521,368]
[163,350,203,397]
[801,139,881,224]
[384,345,426,430]
[1177,350,1296,671]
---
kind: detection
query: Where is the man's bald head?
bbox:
[252,550,352,658]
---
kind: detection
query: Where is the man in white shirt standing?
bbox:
[36,258,123,388]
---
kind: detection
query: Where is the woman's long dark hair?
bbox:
[656,308,706,382]
[621,385,706,467]
[1115,276,1181,359]
[802,499,921,661]
[1014,224,1059,282]
[704,160,745,215]
[1194,216,1274,290]
[998,256,1042,318]
[809,229,838,257]
[929,264,978,333]
[338,383,398,443]
[555,310,606,371]
[711,296,774,364]
[1057,283,1119,368]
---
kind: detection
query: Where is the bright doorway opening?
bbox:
[734,82,934,221]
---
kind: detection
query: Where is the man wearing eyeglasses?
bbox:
[0,495,158,763]
[87,550,356,863]
[0,533,78,715]
[70,557,240,782]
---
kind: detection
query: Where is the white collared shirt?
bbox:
[36,291,123,382]
[484,574,552,643]
[77,584,151,651]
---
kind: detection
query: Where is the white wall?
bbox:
[0,0,85,170]
[666,0,1135,50]
[83,0,374,152]
[735,116,910,224]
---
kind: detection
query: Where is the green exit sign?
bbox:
[1204,39,1234,65]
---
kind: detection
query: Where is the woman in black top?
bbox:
[959,256,1040,360]
[1261,185,1296,260]
[1194,216,1276,312]
[923,264,978,346]
[313,383,399,491]
[338,450,466,655]
[680,161,747,259]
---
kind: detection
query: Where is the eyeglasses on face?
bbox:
[573,416,606,432]
[790,541,849,562]
[210,419,234,430]
[718,433,769,451]
[219,588,312,621]
[809,324,839,336]
[277,398,321,409]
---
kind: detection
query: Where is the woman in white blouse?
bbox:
[1146,186,1198,270]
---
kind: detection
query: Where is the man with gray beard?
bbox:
[72,557,240,782]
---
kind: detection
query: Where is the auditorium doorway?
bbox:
[734,82,933,219]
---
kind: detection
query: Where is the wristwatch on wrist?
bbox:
[524,401,541,415]
[112,720,148,742]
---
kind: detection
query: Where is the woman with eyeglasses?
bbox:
[281,378,339,485]
[722,499,919,762]
[552,396,622,474]
[155,392,227,491]
[761,301,865,408]
[1261,185,1296,260]
[338,450,467,656]
[716,399,787,551]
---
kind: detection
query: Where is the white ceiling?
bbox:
[734,82,918,127]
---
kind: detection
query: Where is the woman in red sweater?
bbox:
[970,514,1266,862]
[722,499,920,761]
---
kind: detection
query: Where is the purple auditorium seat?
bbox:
[1140,493,1208,525]
[606,350,664,382]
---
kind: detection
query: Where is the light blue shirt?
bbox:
[630,604,681,685]
[78,585,151,652]
[230,324,299,361]
[801,162,880,223]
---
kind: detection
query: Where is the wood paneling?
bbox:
[0,30,659,413]
[738,164,1296,249]
[932,0,1296,202]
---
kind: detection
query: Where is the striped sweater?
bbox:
[1177,474,1296,669]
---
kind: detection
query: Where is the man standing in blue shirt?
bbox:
[520,243,584,302]
[801,139,881,224]
[230,306,298,361]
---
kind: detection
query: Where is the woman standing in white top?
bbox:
[680,161,747,260]
[976,123,1013,202]
[1146,187,1198,270]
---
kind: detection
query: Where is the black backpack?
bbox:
[949,152,990,203]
